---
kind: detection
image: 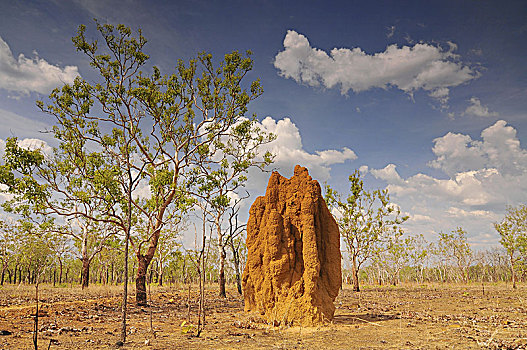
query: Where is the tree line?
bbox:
[0,200,525,292]
[325,172,527,291]
[0,217,246,288]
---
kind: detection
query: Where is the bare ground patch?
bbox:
[0,283,526,349]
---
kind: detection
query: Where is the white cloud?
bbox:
[367,120,527,248]
[274,30,479,105]
[463,97,498,117]
[358,165,369,174]
[246,116,357,193]
[446,206,498,219]
[0,36,79,96]
[133,179,152,200]
[428,87,450,109]
[409,213,435,224]
[429,120,527,177]
[370,164,404,185]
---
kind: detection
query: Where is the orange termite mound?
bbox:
[242,165,341,326]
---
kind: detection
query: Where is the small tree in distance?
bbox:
[325,170,408,292]
[495,204,527,289]
[437,228,473,284]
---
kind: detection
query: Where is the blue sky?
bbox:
[1,0,526,249]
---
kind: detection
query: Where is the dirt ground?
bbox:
[0,282,526,349]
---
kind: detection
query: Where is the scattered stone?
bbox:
[242,165,341,326]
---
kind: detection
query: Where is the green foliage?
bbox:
[437,228,473,283]
[325,170,408,291]
[325,170,408,268]
[0,138,48,216]
[495,204,527,287]
[495,205,527,260]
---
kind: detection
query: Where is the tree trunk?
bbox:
[510,254,517,289]
[81,223,90,289]
[158,262,163,287]
[352,256,360,292]
[217,220,226,298]
[135,222,163,305]
[229,238,242,295]
[58,259,63,284]
[81,257,90,289]
[136,255,149,306]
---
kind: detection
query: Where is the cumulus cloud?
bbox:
[463,97,498,117]
[245,116,357,193]
[0,36,79,96]
[274,30,479,105]
[408,213,436,224]
[370,163,404,185]
[367,120,527,247]
[429,120,527,176]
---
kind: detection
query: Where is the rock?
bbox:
[242,165,341,326]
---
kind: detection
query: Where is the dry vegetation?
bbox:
[0,283,526,349]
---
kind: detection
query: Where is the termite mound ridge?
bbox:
[242,165,341,326]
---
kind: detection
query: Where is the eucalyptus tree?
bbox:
[495,204,527,289]
[437,228,473,283]
[325,170,408,292]
[377,234,415,286]
[65,219,115,288]
[2,21,269,341]
[409,233,432,283]
[191,119,274,297]
[38,226,73,286]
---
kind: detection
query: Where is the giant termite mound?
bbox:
[242,165,341,325]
